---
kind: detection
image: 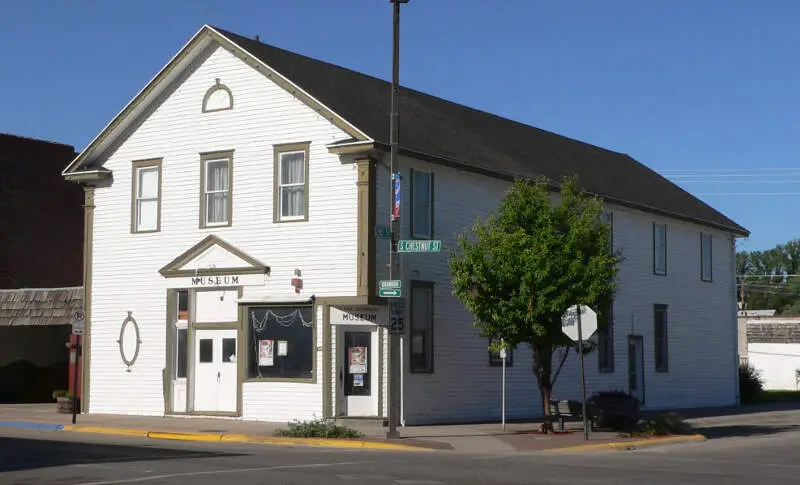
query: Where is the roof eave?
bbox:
[64,169,112,185]
[326,140,376,154]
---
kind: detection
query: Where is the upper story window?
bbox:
[202,78,233,113]
[653,222,667,275]
[200,151,233,228]
[131,158,162,233]
[411,168,434,239]
[701,233,713,282]
[273,142,310,222]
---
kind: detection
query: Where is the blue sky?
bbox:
[1,0,796,252]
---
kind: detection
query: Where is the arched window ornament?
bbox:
[202,78,233,113]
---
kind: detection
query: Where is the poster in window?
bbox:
[258,339,274,366]
[353,374,364,387]
[277,340,288,357]
[348,346,367,374]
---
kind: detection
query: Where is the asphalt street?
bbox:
[2,427,800,485]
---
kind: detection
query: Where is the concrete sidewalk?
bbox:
[0,404,706,453]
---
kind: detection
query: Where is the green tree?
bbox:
[448,177,620,426]
[738,238,800,313]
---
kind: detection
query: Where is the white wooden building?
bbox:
[62,25,748,425]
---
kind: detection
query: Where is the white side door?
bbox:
[217,329,238,413]
[628,336,645,404]
[338,326,379,417]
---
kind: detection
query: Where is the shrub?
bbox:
[274,417,363,439]
[739,361,764,404]
[52,390,74,400]
[640,412,693,435]
[588,390,640,430]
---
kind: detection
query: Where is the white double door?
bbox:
[193,328,237,413]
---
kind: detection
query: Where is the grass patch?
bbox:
[274,417,364,439]
[746,390,800,405]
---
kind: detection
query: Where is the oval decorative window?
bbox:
[202,78,233,112]
[117,311,142,372]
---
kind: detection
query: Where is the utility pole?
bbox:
[387,0,408,440]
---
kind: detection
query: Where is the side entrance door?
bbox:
[338,327,379,417]
[193,328,238,413]
[628,335,645,404]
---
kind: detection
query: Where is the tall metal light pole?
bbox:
[387,0,408,440]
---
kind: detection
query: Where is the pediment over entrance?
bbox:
[159,235,270,277]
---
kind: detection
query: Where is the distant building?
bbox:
[0,133,83,403]
[740,312,800,391]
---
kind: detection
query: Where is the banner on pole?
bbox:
[392,172,401,221]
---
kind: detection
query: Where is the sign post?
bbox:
[561,305,598,441]
[386,0,410,440]
[500,342,507,431]
[70,309,85,425]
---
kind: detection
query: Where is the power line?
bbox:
[657,168,800,173]
[676,180,800,184]
[694,192,800,196]
[737,274,800,278]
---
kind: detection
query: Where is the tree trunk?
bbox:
[532,343,554,433]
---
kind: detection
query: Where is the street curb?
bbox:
[544,433,707,452]
[0,421,430,451]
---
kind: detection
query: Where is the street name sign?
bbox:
[380,280,402,290]
[397,239,442,253]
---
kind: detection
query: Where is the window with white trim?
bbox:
[653,222,667,275]
[201,155,231,227]
[701,233,713,281]
[279,151,306,220]
[273,142,310,223]
[411,169,433,239]
[132,161,161,233]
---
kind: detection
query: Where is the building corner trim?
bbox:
[81,186,96,413]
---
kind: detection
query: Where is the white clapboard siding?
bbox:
[88,43,357,416]
[374,155,738,425]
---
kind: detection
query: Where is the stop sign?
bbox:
[561,305,598,342]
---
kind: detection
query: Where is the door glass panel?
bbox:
[176,328,188,378]
[344,331,371,397]
[222,338,236,363]
[199,339,213,363]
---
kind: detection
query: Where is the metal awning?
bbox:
[0,287,83,327]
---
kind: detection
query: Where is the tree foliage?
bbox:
[448,176,620,419]
[738,239,800,313]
